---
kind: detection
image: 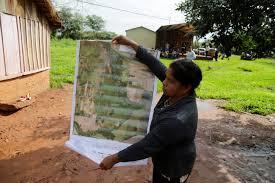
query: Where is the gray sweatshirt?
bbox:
[118,46,198,178]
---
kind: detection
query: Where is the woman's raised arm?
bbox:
[112,35,167,82]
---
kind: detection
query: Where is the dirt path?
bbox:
[0,85,274,183]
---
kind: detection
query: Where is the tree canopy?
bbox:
[177,0,275,57]
[52,7,116,40]
[85,15,105,32]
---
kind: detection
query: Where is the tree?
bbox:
[233,31,256,54]
[85,15,105,32]
[177,0,275,56]
[52,7,116,40]
[192,37,202,49]
[53,7,84,39]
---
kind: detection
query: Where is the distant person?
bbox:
[214,48,219,61]
[172,50,177,59]
[205,45,210,58]
[225,50,231,60]
[221,51,225,60]
[99,35,202,183]
[165,42,170,52]
[182,42,186,53]
[222,50,231,60]
[186,46,196,62]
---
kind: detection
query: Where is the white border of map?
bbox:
[65,41,158,166]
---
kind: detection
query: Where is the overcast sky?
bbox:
[53,0,186,35]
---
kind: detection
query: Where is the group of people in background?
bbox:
[159,43,231,62]
[221,50,232,60]
[159,43,196,61]
[205,45,231,61]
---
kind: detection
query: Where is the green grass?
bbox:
[156,58,172,93]
[50,39,275,115]
[50,39,76,88]
[158,56,275,115]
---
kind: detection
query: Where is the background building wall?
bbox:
[126,27,156,49]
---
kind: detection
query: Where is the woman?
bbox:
[99,35,202,183]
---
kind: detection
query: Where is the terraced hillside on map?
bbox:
[73,41,156,143]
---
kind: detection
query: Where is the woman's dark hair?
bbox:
[169,59,202,92]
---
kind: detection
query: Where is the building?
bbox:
[156,23,194,52]
[0,0,61,109]
[126,26,156,49]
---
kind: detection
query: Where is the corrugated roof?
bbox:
[157,23,194,32]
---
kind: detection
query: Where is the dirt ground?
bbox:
[0,84,274,183]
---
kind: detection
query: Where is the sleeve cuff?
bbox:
[117,150,127,162]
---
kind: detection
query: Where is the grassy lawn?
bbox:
[159,56,275,115]
[50,39,275,115]
[50,39,76,88]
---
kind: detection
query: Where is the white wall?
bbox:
[126,27,156,49]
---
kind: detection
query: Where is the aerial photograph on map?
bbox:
[73,41,156,143]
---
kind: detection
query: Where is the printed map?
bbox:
[73,41,156,144]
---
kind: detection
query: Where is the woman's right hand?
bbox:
[112,35,139,51]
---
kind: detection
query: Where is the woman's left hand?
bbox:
[99,153,120,170]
